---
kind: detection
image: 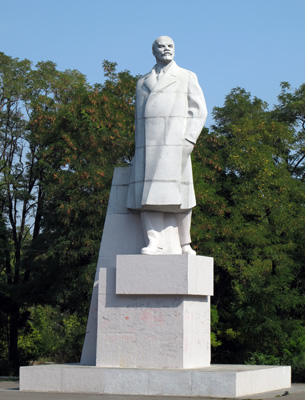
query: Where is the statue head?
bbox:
[152,36,175,65]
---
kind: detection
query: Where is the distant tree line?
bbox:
[0,52,305,381]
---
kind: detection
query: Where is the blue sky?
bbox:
[1,0,305,126]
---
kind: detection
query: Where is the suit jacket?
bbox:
[127,61,207,211]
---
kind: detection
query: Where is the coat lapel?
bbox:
[143,69,158,91]
[154,62,177,92]
[143,62,178,92]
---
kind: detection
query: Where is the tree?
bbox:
[274,82,305,179]
[192,87,305,380]
[0,54,137,372]
[26,60,137,312]
[0,52,33,369]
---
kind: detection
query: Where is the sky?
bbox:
[1,0,305,127]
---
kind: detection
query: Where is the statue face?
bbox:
[153,36,175,64]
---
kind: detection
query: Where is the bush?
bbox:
[18,305,86,366]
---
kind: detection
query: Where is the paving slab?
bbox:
[1,381,305,400]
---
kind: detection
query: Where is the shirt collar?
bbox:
[154,60,174,75]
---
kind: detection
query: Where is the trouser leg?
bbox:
[140,211,164,254]
[175,210,192,246]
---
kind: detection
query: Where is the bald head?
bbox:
[152,36,175,65]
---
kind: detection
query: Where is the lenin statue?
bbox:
[127,36,207,255]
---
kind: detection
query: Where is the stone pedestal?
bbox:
[96,255,213,369]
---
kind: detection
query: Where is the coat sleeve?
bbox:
[185,72,207,144]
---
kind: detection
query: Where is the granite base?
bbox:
[20,363,291,398]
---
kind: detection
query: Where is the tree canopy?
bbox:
[0,53,136,373]
[192,87,305,380]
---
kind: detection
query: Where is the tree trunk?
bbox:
[8,304,19,370]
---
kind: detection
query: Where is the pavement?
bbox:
[1,380,305,400]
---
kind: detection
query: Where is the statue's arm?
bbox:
[185,72,208,145]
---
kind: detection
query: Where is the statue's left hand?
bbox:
[184,139,195,157]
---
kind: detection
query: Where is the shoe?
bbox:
[141,245,163,255]
[181,244,196,255]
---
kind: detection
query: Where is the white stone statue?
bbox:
[127,36,207,255]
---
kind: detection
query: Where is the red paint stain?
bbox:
[125,316,130,320]
[139,309,165,326]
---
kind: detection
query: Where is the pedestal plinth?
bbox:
[20,364,291,397]
[96,254,213,369]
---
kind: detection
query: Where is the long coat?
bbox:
[126,61,207,212]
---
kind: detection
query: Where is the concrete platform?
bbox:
[19,364,291,398]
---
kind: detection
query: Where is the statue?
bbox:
[127,36,207,255]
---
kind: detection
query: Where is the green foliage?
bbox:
[192,87,305,382]
[0,53,136,372]
[26,60,137,312]
[273,81,305,179]
[18,305,86,365]
[210,304,222,348]
[246,323,305,382]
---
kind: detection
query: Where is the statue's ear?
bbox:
[152,42,156,57]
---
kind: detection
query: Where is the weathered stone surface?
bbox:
[20,364,291,397]
[96,267,211,369]
[116,254,213,296]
